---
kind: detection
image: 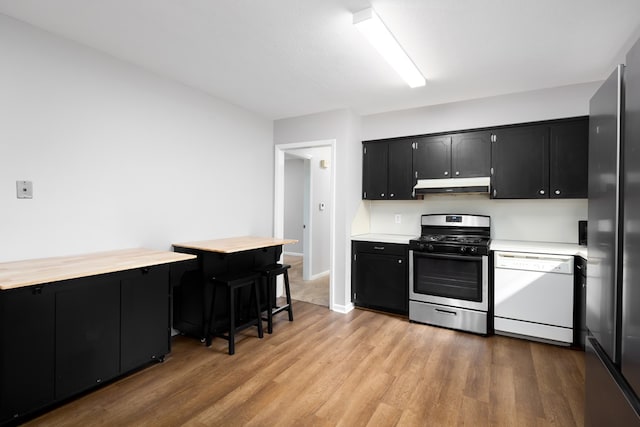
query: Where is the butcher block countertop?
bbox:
[172,236,298,254]
[0,248,197,291]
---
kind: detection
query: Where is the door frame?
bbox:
[274,139,336,310]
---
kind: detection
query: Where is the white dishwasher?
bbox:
[494,251,574,344]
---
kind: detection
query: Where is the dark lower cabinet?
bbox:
[0,285,55,422]
[574,255,587,348]
[121,266,171,373]
[352,241,408,315]
[55,276,121,400]
[0,263,181,425]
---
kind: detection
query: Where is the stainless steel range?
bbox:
[409,214,491,334]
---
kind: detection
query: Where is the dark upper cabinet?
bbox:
[362,142,388,200]
[549,118,589,198]
[363,140,414,200]
[491,119,588,199]
[414,135,451,179]
[414,132,491,180]
[451,131,492,178]
[491,124,549,199]
[0,285,55,421]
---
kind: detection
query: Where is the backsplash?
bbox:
[366,196,587,244]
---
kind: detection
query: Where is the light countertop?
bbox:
[173,236,298,254]
[0,248,197,291]
[351,233,415,244]
[491,239,587,258]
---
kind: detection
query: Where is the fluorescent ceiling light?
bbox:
[353,7,426,88]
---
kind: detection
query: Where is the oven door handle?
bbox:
[413,252,483,262]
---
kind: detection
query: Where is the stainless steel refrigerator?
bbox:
[586,36,640,425]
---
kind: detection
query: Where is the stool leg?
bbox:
[267,276,274,334]
[283,270,294,321]
[205,283,218,347]
[228,286,236,355]
[252,280,264,338]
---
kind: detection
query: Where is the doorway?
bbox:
[274,140,335,311]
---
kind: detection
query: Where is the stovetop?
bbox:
[415,234,490,245]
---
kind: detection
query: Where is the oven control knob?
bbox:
[427,244,434,252]
[459,246,467,254]
[418,243,426,251]
[469,246,478,254]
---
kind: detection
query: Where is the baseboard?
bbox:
[332,302,354,314]
[284,251,303,257]
[308,270,330,281]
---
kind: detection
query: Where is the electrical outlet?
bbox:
[394,214,402,224]
[16,180,33,199]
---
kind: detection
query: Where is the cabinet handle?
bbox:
[141,267,151,274]
[455,171,460,176]
[415,171,418,178]
[555,189,561,195]
[539,189,545,195]
[373,246,385,250]
[444,171,449,176]
[398,259,402,264]
[32,286,43,295]
[493,189,497,198]
[381,193,385,197]
[390,193,395,198]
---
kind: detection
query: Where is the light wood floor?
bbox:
[285,254,330,307]
[25,302,585,426]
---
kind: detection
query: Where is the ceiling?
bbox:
[1,0,640,120]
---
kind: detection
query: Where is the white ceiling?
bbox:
[1,0,640,120]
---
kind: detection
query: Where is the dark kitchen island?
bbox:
[171,236,297,340]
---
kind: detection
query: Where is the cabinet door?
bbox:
[492,125,549,198]
[549,118,588,198]
[362,142,388,199]
[0,285,55,422]
[121,266,170,373]
[451,131,491,178]
[352,243,408,315]
[55,276,120,400]
[388,140,415,200]
[414,136,452,179]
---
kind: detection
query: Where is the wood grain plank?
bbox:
[0,248,195,290]
[172,236,297,254]
[23,304,585,427]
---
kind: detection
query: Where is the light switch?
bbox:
[394,214,402,224]
[16,180,33,199]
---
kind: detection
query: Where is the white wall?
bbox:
[368,198,587,243]
[274,109,361,313]
[0,14,274,262]
[284,158,304,254]
[360,82,600,243]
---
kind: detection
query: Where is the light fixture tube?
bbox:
[353,7,425,88]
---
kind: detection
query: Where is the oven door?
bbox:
[409,251,488,311]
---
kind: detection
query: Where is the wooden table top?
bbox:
[172,236,298,254]
[0,248,197,291]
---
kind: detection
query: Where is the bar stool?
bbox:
[254,263,294,334]
[206,271,263,355]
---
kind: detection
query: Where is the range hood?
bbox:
[413,177,491,196]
